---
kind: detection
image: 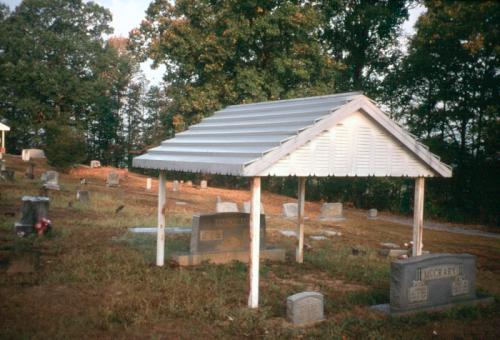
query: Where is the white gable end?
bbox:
[261,110,435,177]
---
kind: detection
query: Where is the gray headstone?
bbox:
[282,203,298,218]
[1,168,14,181]
[287,292,324,325]
[106,172,120,187]
[319,202,345,221]
[14,196,50,236]
[242,201,265,214]
[380,242,399,249]
[146,177,152,191]
[310,235,327,241]
[190,212,266,253]
[172,180,179,192]
[379,248,408,258]
[25,162,35,179]
[90,160,101,168]
[42,170,60,190]
[0,160,6,171]
[390,253,476,314]
[200,180,208,189]
[368,208,378,219]
[216,201,239,213]
[76,190,90,203]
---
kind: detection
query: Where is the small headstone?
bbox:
[146,177,152,191]
[14,196,50,236]
[379,248,408,258]
[279,230,297,237]
[80,178,87,185]
[0,160,6,171]
[200,180,207,189]
[175,201,187,205]
[310,235,327,241]
[242,201,265,214]
[282,203,298,218]
[180,180,184,184]
[25,162,35,179]
[216,201,239,213]
[90,160,101,168]
[21,149,45,161]
[287,292,324,326]
[172,180,179,192]
[368,209,378,219]
[319,202,345,221]
[42,170,60,190]
[323,230,342,237]
[389,253,478,315]
[380,242,399,249]
[76,190,90,203]
[186,180,193,187]
[106,172,120,187]
[0,168,14,181]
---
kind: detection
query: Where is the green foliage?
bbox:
[44,122,86,168]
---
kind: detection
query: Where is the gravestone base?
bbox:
[318,216,346,222]
[171,247,285,266]
[14,222,34,236]
[371,296,494,317]
[43,183,60,191]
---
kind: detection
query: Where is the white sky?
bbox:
[3,0,425,86]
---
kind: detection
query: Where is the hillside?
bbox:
[0,154,499,338]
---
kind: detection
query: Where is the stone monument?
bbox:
[171,212,285,266]
[90,160,101,168]
[14,196,50,236]
[319,202,345,221]
[287,292,325,325]
[186,180,193,187]
[1,168,14,181]
[172,180,179,192]
[21,149,45,161]
[76,190,90,203]
[368,208,378,219]
[25,162,35,179]
[200,180,208,189]
[106,172,120,187]
[146,177,152,191]
[282,203,298,218]
[42,170,60,190]
[216,201,239,213]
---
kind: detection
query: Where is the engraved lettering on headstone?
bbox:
[421,264,461,281]
[200,229,224,241]
[408,280,428,303]
[452,276,469,296]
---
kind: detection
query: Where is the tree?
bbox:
[130,0,341,127]
[383,0,500,225]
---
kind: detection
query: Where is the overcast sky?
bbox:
[3,0,425,86]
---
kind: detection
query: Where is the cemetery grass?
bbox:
[0,155,499,339]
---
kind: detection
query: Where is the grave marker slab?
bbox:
[21,149,45,161]
[282,203,298,218]
[216,202,238,213]
[368,208,378,219]
[76,190,90,203]
[90,160,101,168]
[200,180,207,189]
[14,196,49,236]
[106,172,120,187]
[287,292,324,325]
[171,212,285,266]
[146,177,152,191]
[42,170,60,190]
[319,202,345,221]
[390,253,478,315]
[172,180,179,192]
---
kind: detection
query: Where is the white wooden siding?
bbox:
[261,110,435,177]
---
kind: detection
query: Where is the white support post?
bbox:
[1,130,4,153]
[412,177,425,257]
[296,177,306,263]
[248,177,261,308]
[157,171,167,266]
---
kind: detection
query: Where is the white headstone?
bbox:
[21,149,45,161]
[243,201,265,214]
[200,180,208,189]
[106,172,120,187]
[172,180,179,192]
[146,177,152,191]
[282,203,298,218]
[186,180,193,187]
[90,160,101,168]
[319,202,345,221]
[368,208,378,219]
[76,190,90,203]
[216,202,239,213]
[287,292,324,325]
[0,160,5,171]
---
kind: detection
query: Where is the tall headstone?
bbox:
[368,208,378,219]
[282,203,298,218]
[171,212,285,266]
[319,202,345,221]
[146,177,152,191]
[243,201,265,214]
[76,190,90,203]
[21,149,45,161]
[25,162,35,180]
[90,160,101,168]
[42,170,60,190]
[106,172,120,187]
[200,180,208,189]
[216,201,239,213]
[287,292,325,325]
[172,180,179,192]
[14,196,50,236]
[0,160,5,171]
[390,253,477,315]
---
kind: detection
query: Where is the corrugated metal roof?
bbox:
[133,92,452,177]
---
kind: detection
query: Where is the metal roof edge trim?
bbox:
[132,157,245,176]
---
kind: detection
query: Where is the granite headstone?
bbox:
[287,292,324,325]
